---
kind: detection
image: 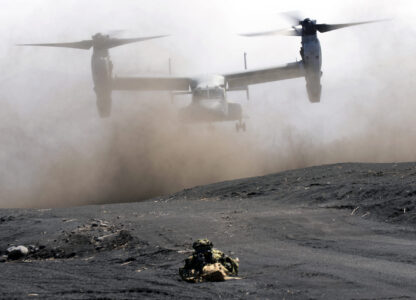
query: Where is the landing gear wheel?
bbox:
[235,121,246,132]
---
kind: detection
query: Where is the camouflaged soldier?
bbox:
[179,239,239,282]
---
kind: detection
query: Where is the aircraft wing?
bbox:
[112,76,192,91]
[224,61,304,90]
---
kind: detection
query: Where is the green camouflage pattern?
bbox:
[192,239,213,252]
[179,239,239,282]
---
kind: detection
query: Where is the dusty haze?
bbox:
[0,0,415,208]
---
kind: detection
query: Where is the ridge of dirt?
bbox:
[169,162,416,225]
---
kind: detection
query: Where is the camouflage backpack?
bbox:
[179,239,239,282]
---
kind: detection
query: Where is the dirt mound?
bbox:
[170,162,416,225]
[30,219,137,259]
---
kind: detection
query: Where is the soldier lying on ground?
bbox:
[179,239,239,283]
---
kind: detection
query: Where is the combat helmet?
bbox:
[193,239,213,252]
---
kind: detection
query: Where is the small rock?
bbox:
[7,245,29,260]
[28,245,39,253]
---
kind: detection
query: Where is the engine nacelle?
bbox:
[91,53,113,117]
[306,75,322,103]
[301,35,322,103]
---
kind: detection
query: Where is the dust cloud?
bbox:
[2,65,415,209]
[0,90,277,208]
[267,51,416,170]
[0,1,415,208]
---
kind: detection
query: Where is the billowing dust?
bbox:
[1,65,416,209]
[0,91,274,208]
[1,21,416,208]
[0,55,415,209]
[0,91,259,208]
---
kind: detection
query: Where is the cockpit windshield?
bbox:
[193,88,225,101]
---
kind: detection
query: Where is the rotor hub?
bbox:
[301,18,317,36]
[91,33,112,50]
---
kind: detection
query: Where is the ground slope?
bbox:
[1,162,416,299]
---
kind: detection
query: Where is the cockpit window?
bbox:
[193,89,208,100]
[193,88,225,101]
[210,89,224,99]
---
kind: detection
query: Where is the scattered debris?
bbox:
[136,267,148,273]
[351,207,360,215]
[62,219,77,223]
[3,220,136,261]
[361,212,370,218]
[40,219,135,258]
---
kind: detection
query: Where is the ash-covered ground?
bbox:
[1,162,416,299]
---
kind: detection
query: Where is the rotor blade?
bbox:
[17,40,93,50]
[316,19,389,33]
[280,10,303,25]
[240,28,300,37]
[106,35,169,48]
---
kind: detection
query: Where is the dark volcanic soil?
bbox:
[1,162,416,299]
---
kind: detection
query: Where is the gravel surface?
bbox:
[1,162,416,299]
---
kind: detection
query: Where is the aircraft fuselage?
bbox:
[179,75,242,123]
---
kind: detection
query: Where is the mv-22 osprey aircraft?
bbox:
[19,16,382,131]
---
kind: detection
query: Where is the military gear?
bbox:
[192,239,213,252]
[201,263,231,282]
[179,239,239,282]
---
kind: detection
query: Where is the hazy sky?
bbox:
[0,1,415,207]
